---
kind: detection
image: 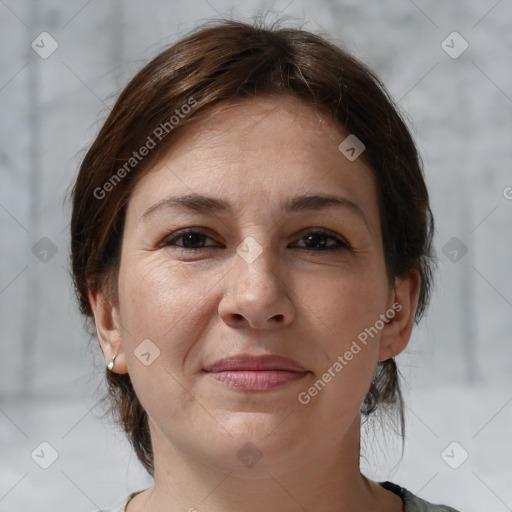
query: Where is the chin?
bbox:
[208,412,303,464]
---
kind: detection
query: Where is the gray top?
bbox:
[96,481,461,511]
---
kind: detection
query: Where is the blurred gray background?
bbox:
[1,1,511,510]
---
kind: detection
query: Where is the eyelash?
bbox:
[162,228,351,253]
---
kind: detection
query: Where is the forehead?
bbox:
[171,95,346,158]
[126,95,380,229]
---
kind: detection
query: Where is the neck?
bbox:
[128,414,396,512]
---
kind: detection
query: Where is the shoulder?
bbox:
[380,481,462,512]
[402,488,462,512]
[94,491,141,512]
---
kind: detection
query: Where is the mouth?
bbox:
[203,354,310,392]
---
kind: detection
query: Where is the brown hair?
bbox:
[70,17,436,476]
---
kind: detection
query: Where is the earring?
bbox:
[107,354,117,371]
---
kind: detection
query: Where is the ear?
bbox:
[378,269,421,362]
[88,287,129,374]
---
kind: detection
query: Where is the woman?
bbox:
[70,18,461,512]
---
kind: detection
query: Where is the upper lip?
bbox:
[203,354,307,373]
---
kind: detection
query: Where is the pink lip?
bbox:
[203,354,309,392]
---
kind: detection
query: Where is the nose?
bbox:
[218,240,295,330]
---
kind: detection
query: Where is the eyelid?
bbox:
[290,228,351,250]
[162,227,351,251]
[162,227,220,247]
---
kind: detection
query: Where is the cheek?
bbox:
[297,275,386,420]
[117,256,212,361]
[297,266,389,348]
[116,257,210,418]
[295,267,388,405]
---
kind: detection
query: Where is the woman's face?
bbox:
[102,95,413,474]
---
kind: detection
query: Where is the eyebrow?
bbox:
[142,193,371,232]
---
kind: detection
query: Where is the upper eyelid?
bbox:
[164,228,350,247]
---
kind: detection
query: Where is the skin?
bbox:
[90,94,420,512]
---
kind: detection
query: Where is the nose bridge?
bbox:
[219,234,294,328]
[234,234,281,297]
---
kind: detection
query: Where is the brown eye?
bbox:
[290,230,350,251]
[162,228,350,253]
[164,229,219,250]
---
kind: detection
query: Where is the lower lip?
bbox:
[206,370,308,391]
